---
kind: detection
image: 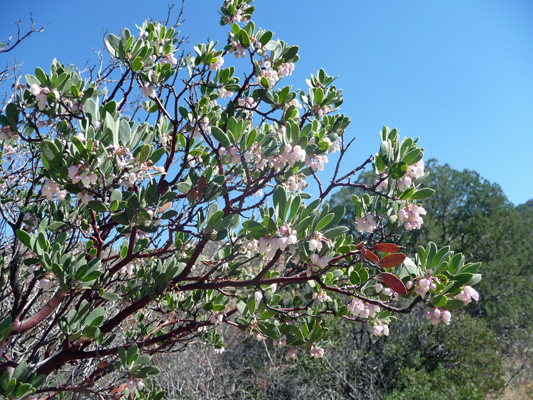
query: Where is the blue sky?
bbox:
[1,0,532,205]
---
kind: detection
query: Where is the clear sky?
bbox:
[1,0,532,205]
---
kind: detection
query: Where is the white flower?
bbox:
[310,345,324,358]
[254,291,263,303]
[141,83,156,98]
[455,286,480,304]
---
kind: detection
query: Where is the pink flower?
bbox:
[310,345,324,358]
[455,286,480,304]
[141,83,156,98]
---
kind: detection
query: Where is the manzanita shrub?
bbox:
[0,0,482,398]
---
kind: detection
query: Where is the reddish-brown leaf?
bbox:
[365,249,380,263]
[377,272,408,295]
[159,202,172,213]
[379,253,407,268]
[197,175,207,198]
[355,241,365,250]
[373,243,401,253]
[109,383,127,395]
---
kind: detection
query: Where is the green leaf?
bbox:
[256,88,274,104]
[322,226,349,239]
[238,29,250,48]
[119,119,131,146]
[410,188,436,200]
[441,299,466,310]
[12,361,27,382]
[314,87,324,105]
[132,57,143,72]
[86,308,106,327]
[431,295,448,307]
[389,162,407,179]
[5,378,16,396]
[16,230,31,248]
[259,30,273,46]
[403,148,422,165]
[35,67,48,85]
[468,273,482,286]
[283,46,299,62]
[88,200,108,213]
[211,126,231,147]
[176,182,191,194]
[315,213,334,232]
[380,140,393,166]
[110,189,122,204]
[41,140,62,168]
[120,245,128,259]
[137,144,152,164]
[15,383,34,398]
[350,270,360,284]
[242,220,268,235]
[48,222,66,231]
[273,186,287,222]
[258,322,281,340]
[101,292,120,301]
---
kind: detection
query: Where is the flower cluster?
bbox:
[273,334,287,348]
[397,160,425,191]
[258,224,297,259]
[141,83,156,98]
[305,154,328,171]
[309,344,324,358]
[374,283,393,297]
[267,144,306,171]
[283,173,307,192]
[374,174,389,191]
[308,231,331,253]
[256,61,279,88]
[76,191,93,205]
[229,40,245,58]
[38,277,54,290]
[237,96,257,115]
[398,203,427,231]
[347,298,381,318]
[42,179,67,201]
[372,320,390,336]
[126,379,145,394]
[209,313,224,325]
[209,55,224,71]
[285,347,298,360]
[314,289,331,303]
[68,165,98,188]
[426,308,452,325]
[306,253,329,275]
[315,105,330,119]
[356,214,377,233]
[191,116,212,137]
[29,84,59,110]
[0,126,16,141]
[219,146,241,165]
[278,62,295,78]
[218,87,234,99]
[413,276,437,298]
[455,285,480,304]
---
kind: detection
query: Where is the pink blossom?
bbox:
[310,345,324,358]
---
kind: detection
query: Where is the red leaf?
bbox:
[377,272,408,295]
[365,249,380,263]
[373,243,401,253]
[197,175,207,197]
[379,253,406,268]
